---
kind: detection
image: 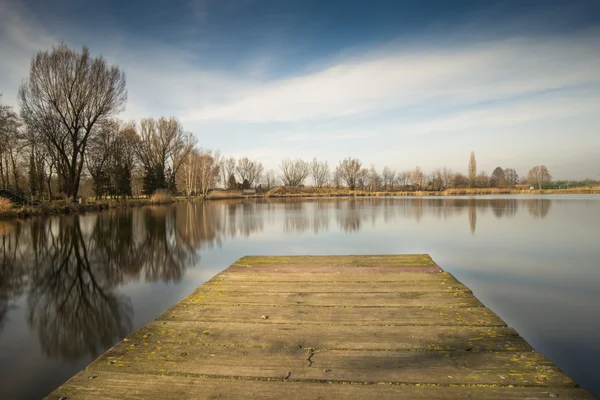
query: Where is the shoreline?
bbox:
[1,187,598,220]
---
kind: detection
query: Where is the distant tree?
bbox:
[468,151,477,188]
[311,158,330,188]
[19,44,127,201]
[227,173,237,190]
[475,171,489,188]
[527,165,552,189]
[220,157,236,189]
[453,172,469,188]
[503,168,519,187]
[197,149,220,198]
[236,157,263,188]
[490,167,506,188]
[441,167,453,189]
[242,179,250,190]
[263,169,278,190]
[382,167,396,190]
[336,157,362,189]
[410,166,424,190]
[395,171,410,187]
[432,169,444,191]
[365,165,381,192]
[280,158,309,186]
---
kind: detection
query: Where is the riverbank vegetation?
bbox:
[1,43,599,221]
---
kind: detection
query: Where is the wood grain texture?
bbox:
[49,371,596,400]
[45,255,592,399]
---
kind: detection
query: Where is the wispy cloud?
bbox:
[180,33,600,124]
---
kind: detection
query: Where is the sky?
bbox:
[0,0,599,180]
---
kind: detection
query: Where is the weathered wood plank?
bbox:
[224,265,443,274]
[159,304,507,326]
[108,321,531,351]
[92,345,573,387]
[200,280,471,293]
[216,270,450,282]
[47,371,596,400]
[190,290,481,307]
[185,290,482,307]
[234,254,436,267]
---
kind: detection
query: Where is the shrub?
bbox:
[150,189,173,204]
[0,197,13,213]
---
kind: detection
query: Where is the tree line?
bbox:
[0,44,557,202]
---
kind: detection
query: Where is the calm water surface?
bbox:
[0,195,599,399]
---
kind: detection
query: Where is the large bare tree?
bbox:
[336,157,362,190]
[19,44,127,201]
[311,158,330,188]
[280,158,309,186]
[135,117,194,194]
[236,157,263,188]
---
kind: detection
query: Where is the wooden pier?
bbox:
[46,255,593,399]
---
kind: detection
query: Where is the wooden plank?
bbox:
[91,345,573,387]
[47,371,596,400]
[107,321,531,351]
[184,290,482,307]
[158,304,507,326]
[234,254,436,267]
[224,265,443,274]
[216,271,450,282]
[200,280,471,293]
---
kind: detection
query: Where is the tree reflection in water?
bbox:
[0,221,27,333]
[16,205,205,362]
[27,216,133,362]
[0,197,554,363]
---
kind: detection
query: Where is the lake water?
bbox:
[0,195,599,399]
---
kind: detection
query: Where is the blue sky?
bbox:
[1,0,599,179]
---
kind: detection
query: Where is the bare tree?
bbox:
[236,157,263,188]
[19,44,127,201]
[263,169,278,190]
[135,117,194,194]
[219,157,236,189]
[311,158,330,188]
[336,157,362,190]
[432,169,444,191]
[476,171,489,188]
[382,167,396,190]
[197,149,220,198]
[86,119,119,198]
[0,96,24,194]
[468,151,477,188]
[280,158,309,186]
[365,165,381,192]
[503,168,519,187]
[528,165,552,189]
[441,167,453,189]
[395,171,410,188]
[410,166,424,190]
[453,172,469,188]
